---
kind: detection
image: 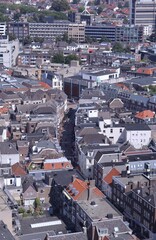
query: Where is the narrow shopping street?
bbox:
[59,104,77,167]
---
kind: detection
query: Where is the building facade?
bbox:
[29,21,69,40]
[7,22,29,41]
[130,0,156,30]
[0,35,19,68]
[85,24,144,42]
[68,23,85,43]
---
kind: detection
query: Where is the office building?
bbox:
[68,23,85,43]
[29,21,69,40]
[130,0,156,30]
[85,24,144,42]
[7,22,29,41]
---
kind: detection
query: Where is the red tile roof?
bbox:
[39,82,51,89]
[0,107,9,114]
[44,162,73,170]
[135,110,155,119]
[12,162,27,176]
[104,168,120,185]
[66,178,104,200]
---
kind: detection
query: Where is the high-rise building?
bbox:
[130,0,156,31]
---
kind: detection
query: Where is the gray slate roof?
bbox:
[48,232,88,240]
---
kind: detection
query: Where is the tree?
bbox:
[13,12,21,21]
[97,6,103,15]
[51,0,70,12]
[85,36,93,43]
[100,36,110,43]
[72,0,80,4]
[78,6,85,12]
[34,198,41,210]
[9,33,16,41]
[65,54,79,64]
[149,32,156,42]
[112,42,124,52]
[52,53,65,63]
[94,0,100,6]
[33,36,44,43]
[23,36,32,45]
[62,32,68,42]
[124,1,129,8]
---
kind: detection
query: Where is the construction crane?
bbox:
[80,0,90,14]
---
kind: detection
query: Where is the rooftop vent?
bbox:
[90,201,96,206]
[107,213,113,219]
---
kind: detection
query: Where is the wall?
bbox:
[126,130,151,149]
[1,154,19,165]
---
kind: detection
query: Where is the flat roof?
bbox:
[78,198,122,221]
[20,216,67,235]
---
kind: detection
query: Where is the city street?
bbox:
[59,102,77,167]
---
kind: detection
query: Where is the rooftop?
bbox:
[45,169,85,187]
[47,232,88,240]
[20,215,67,235]
[0,221,15,240]
[104,168,121,185]
[78,198,122,221]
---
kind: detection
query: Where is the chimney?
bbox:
[72,174,76,182]
[44,233,49,240]
[82,226,87,234]
[87,181,90,201]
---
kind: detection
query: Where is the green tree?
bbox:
[112,42,124,52]
[124,1,129,8]
[9,33,16,41]
[34,198,41,210]
[23,36,32,45]
[33,36,44,43]
[65,54,79,64]
[62,32,68,42]
[18,208,25,214]
[97,6,103,15]
[52,53,65,63]
[100,36,110,43]
[94,0,100,6]
[149,32,156,42]
[73,0,80,4]
[85,36,93,43]
[13,12,21,21]
[78,6,85,12]
[51,0,70,12]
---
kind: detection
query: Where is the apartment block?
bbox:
[112,174,156,239]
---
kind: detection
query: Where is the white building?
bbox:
[42,72,63,90]
[0,35,19,68]
[123,124,152,149]
[99,117,151,149]
[81,68,120,85]
[0,142,19,165]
